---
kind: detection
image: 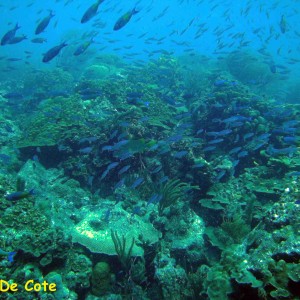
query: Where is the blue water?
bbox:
[1,1,300,299]
[1,1,299,64]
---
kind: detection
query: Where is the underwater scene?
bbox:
[0,0,300,299]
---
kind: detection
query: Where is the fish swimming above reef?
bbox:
[5,189,34,201]
[1,23,20,45]
[73,38,94,56]
[35,10,55,34]
[113,7,139,31]
[31,37,47,43]
[1,92,24,99]
[81,0,104,24]
[42,41,67,62]
[279,15,287,34]
[7,34,27,44]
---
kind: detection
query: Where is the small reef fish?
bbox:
[1,92,23,99]
[35,11,55,34]
[0,249,16,263]
[81,0,104,24]
[42,42,67,62]
[279,15,286,34]
[113,8,139,31]
[79,146,93,154]
[31,37,47,43]
[1,23,20,45]
[173,150,188,158]
[5,189,34,201]
[131,177,144,189]
[118,165,131,176]
[73,38,94,56]
[7,35,27,44]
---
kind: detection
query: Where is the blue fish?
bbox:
[87,176,94,187]
[273,128,296,135]
[237,150,248,158]
[288,172,300,177]
[222,116,251,124]
[173,150,188,158]
[2,92,23,99]
[107,162,119,171]
[0,249,16,263]
[279,15,287,34]
[233,134,240,143]
[119,122,130,128]
[109,130,118,140]
[256,132,271,141]
[79,147,93,154]
[214,79,227,86]
[192,163,205,168]
[243,133,254,141]
[1,23,20,45]
[114,178,125,189]
[103,208,111,223]
[74,38,94,56]
[283,136,299,144]
[79,136,98,144]
[117,151,133,161]
[206,129,232,137]
[175,112,192,120]
[252,140,267,151]
[267,145,297,157]
[81,0,104,24]
[113,8,139,31]
[139,116,150,123]
[166,134,183,143]
[132,206,142,216]
[7,35,27,44]
[269,64,277,74]
[99,169,109,181]
[42,42,67,63]
[131,177,144,189]
[0,154,11,164]
[35,11,55,34]
[102,145,113,152]
[117,132,129,141]
[5,189,34,201]
[196,129,204,135]
[214,170,226,181]
[147,194,162,206]
[282,120,299,127]
[203,146,216,152]
[229,147,242,155]
[158,176,169,184]
[113,140,129,150]
[150,165,162,174]
[208,138,224,145]
[228,121,244,128]
[118,165,131,176]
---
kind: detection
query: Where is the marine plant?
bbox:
[111,230,135,271]
[158,179,189,216]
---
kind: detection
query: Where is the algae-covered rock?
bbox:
[64,252,92,292]
[82,64,116,80]
[204,266,232,300]
[155,251,192,300]
[72,205,161,257]
[44,272,72,300]
[91,262,112,296]
[164,209,204,262]
[16,95,87,147]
